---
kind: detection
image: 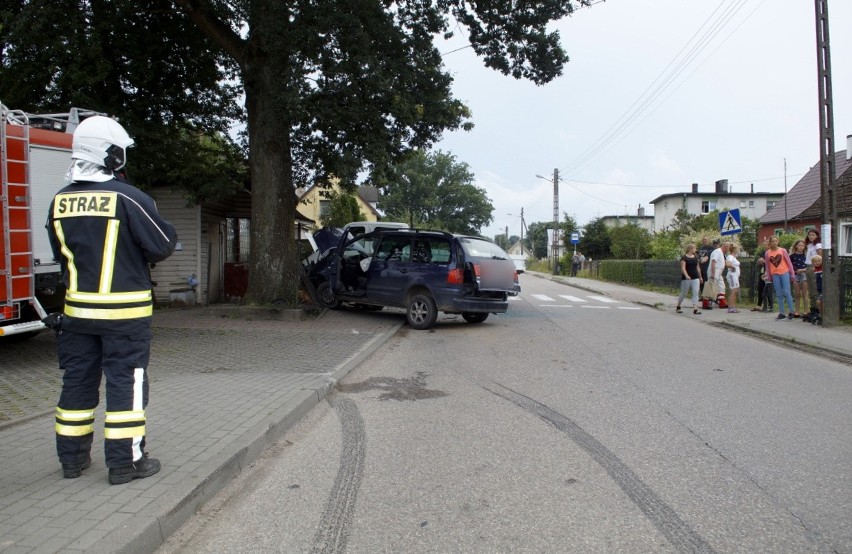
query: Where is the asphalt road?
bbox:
[160,274,852,553]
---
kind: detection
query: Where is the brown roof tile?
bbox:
[760,150,852,223]
[799,159,852,219]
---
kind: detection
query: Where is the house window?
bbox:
[701,200,717,214]
[319,199,331,218]
[749,200,755,208]
[226,218,250,263]
[841,224,852,256]
[767,200,778,211]
[774,228,785,236]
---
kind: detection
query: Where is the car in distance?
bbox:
[307,228,520,330]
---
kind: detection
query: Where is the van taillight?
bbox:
[447,268,464,284]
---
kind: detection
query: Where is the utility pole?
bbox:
[552,168,559,275]
[815,0,838,325]
[520,207,524,256]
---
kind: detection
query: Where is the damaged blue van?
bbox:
[303,228,520,330]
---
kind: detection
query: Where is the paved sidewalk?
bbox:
[1,275,848,554]
[0,307,403,554]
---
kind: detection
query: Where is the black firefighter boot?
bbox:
[61,433,93,478]
[108,453,161,485]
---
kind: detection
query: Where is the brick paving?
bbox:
[0,306,402,554]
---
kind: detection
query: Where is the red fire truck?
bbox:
[1,103,101,338]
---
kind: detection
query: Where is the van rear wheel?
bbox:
[406,293,437,330]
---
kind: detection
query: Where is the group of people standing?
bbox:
[757,230,823,320]
[676,237,741,314]
[675,230,823,321]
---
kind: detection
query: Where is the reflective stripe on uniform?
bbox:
[64,305,152,319]
[56,407,95,421]
[55,407,96,437]
[56,422,96,436]
[105,410,145,424]
[99,219,120,292]
[52,221,78,291]
[104,425,146,440]
[104,409,146,440]
[65,290,152,304]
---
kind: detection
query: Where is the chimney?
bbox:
[638,205,645,217]
[691,182,698,193]
[847,134,851,160]
[751,183,754,194]
[715,179,728,194]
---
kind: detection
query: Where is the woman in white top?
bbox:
[725,243,741,313]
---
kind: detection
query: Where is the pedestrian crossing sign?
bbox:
[719,209,742,235]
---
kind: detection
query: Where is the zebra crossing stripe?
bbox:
[524,293,637,310]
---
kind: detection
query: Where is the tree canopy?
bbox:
[559,212,580,248]
[0,0,247,201]
[609,223,651,259]
[526,221,552,259]
[178,0,589,304]
[3,0,590,304]
[380,150,493,235]
[319,191,366,229]
[580,217,611,260]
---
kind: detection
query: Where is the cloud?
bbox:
[650,149,682,176]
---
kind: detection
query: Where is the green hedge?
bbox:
[598,260,645,285]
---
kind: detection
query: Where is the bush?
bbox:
[599,260,644,285]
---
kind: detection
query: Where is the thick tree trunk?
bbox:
[242,64,299,306]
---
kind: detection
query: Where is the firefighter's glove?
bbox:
[42,312,64,329]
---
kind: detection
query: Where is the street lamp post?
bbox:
[536,170,560,275]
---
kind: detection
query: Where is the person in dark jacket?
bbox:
[46,116,177,485]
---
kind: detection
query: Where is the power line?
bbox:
[559,0,753,177]
[565,0,769,174]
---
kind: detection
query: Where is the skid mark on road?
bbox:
[484,382,715,554]
[311,396,366,554]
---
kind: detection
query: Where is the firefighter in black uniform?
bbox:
[46,116,177,485]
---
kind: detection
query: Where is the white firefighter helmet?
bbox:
[71,115,135,171]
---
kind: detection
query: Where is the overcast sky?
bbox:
[432,0,852,240]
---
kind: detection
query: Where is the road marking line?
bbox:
[580,305,610,309]
[531,294,555,301]
[589,295,618,303]
[559,295,587,302]
[617,306,642,310]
